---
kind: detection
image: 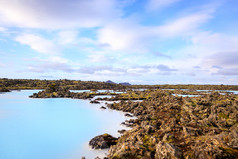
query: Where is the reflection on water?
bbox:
[0,90,132,159]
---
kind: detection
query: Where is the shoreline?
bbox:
[0,90,135,159]
[5,89,238,158]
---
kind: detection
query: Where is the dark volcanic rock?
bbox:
[89,133,118,149]
[125,113,133,117]
[118,129,126,134]
[0,87,10,92]
[90,100,100,104]
[100,106,106,109]
[107,91,238,159]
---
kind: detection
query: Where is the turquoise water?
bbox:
[172,94,200,97]
[0,90,131,159]
[70,90,125,94]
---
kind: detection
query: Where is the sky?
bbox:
[0,0,238,84]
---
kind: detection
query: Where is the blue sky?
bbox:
[0,0,238,84]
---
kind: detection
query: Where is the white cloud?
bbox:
[27,56,73,73]
[98,17,149,51]
[88,54,115,63]
[146,0,181,11]
[0,62,5,67]
[57,30,78,45]
[48,56,69,64]
[163,31,238,77]
[174,32,238,64]
[204,52,238,67]
[156,11,213,37]
[98,10,213,51]
[201,51,238,76]
[0,0,120,29]
[0,26,7,32]
[192,32,238,54]
[78,37,96,45]
[15,34,60,55]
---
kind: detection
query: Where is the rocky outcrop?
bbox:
[106,91,238,159]
[89,133,118,149]
[125,113,133,117]
[0,87,10,92]
[29,90,93,99]
[90,100,100,104]
[29,87,238,158]
[117,129,126,134]
[155,141,182,159]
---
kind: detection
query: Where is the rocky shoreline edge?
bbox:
[30,88,238,159]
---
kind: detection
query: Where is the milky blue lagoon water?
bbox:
[0,90,132,159]
[70,90,125,94]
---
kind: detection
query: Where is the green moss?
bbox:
[52,92,58,96]
[103,133,109,137]
[46,93,51,97]
[166,135,174,143]
[184,151,195,158]
[142,135,156,152]
[218,113,229,119]
[112,153,141,159]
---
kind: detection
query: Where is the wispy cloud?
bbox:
[202,52,238,76]
[155,11,213,37]
[0,0,121,29]
[77,66,126,76]
[26,56,73,73]
[157,64,177,72]
[154,52,172,59]
[57,30,78,45]
[98,8,214,52]
[146,0,181,11]
[205,52,238,67]
[0,27,7,32]
[215,69,238,76]
[15,34,60,55]
[88,54,115,63]
[0,62,5,67]
[1,0,237,84]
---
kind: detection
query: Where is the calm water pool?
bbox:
[0,90,131,159]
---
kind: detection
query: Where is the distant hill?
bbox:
[119,82,131,86]
[105,80,116,84]
[105,80,131,86]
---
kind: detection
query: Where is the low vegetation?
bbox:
[106,90,238,159]
[1,78,238,91]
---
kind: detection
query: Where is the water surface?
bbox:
[70,90,125,94]
[0,90,131,159]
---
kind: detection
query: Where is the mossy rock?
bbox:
[219,147,238,158]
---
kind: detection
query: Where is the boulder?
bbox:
[155,141,182,159]
[89,133,118,149]
[100,106,106,109]
[118,129,126,134]
[125,113,133,117]
[90,100,100,104]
